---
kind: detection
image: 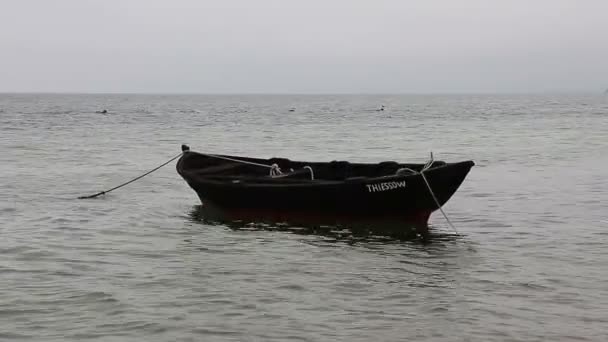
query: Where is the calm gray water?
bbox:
[1,94,607,341]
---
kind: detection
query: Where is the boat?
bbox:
[176,145,474,234]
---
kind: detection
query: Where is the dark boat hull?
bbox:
[176,150,474,231]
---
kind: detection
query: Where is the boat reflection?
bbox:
[187,205,461,244]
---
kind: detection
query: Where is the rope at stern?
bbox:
[77,151,184,199]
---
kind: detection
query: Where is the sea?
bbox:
[1,93,607,341]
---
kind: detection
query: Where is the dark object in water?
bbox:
[96,109,108,114]
[176,146,474,232]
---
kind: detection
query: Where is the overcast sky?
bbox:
[1,0,607,93]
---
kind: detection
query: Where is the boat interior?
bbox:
[179,152,447,182]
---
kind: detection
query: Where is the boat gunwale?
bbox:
[178,158,475,188]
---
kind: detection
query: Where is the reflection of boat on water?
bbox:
[176,145,474,238]
[187,205,461,242]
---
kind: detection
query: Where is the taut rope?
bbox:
[195,151,284,176]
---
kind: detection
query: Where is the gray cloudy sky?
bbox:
[1,0,607,93]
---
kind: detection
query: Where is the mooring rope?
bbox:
[78,151,184,199]
[420,170,458,234]
[197,152,284,176]
[200,153,276,169]
[419,152,459,234]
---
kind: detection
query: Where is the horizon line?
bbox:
[0,90,603,96]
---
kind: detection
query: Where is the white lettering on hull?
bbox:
[366,180,406,193]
